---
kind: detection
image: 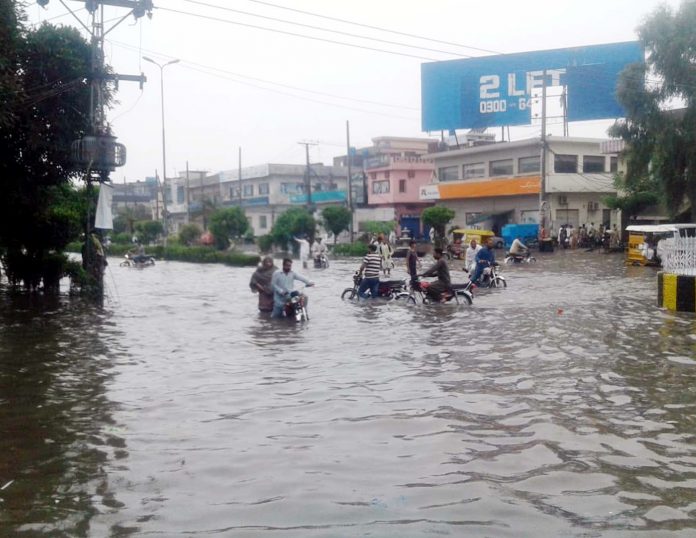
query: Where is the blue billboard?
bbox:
[421,42,643,131]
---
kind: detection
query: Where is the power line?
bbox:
[179,0,468,58]
[108,39,420,112]
[246,0,502,55]
[155,6,438,61]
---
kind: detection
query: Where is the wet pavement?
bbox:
[1,249,696,537]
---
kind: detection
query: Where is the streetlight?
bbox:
[143,56,179,235]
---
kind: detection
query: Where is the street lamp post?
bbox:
[143,56,179,236]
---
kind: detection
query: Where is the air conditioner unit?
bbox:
[558,195,568,206]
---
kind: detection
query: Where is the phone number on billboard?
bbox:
[479,98,534,114]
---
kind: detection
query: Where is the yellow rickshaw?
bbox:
[625,224,672,266]
[447,228,495,259]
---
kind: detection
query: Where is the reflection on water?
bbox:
[2,250,696,536]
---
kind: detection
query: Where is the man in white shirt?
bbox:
[294,236,310,269]
[464,239,481,273]
[509,237,529,256]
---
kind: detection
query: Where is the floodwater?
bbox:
[1,250,696,537]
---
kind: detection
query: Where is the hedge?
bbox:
[332,242,369,257]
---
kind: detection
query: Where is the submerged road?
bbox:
[1,250,695,537]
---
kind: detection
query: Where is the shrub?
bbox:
[179,223,203,246]
[332,242,368,257]
[257,234,274,253]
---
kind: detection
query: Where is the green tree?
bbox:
[361,220,394,237]
[135,220,164,245]
[209,207,249,250]
[610,1,696,220]
[422,206,455,247]
[0,12,100,292]
[321,206,352,244]
[179,223,203,246]
[270,208,316,250]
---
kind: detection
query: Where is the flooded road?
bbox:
[1,250,696,537]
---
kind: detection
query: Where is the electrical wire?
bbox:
[245,0,502,55]
[107,39,420,112]
[179,0,469,58]
[155,6,439,61]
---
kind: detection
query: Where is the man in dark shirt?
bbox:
[406,240,419,286]
[419,247,451,302]
[470,238,496,285]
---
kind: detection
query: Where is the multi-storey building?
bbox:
[214,163,348,236]
[335,136,438,238]
[422,137,620,234]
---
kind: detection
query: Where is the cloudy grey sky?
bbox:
[27,0,681,182]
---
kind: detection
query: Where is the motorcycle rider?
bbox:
[129,242,148,264]
[311,236,327,266]
[357,243,382,299]
[509,237,529,259]
[470,238,496,285]
[463,238,481,273]
[419,247,451,302]
[270,258,314,318]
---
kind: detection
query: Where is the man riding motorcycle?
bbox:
[419,247,451,302]
[270,258,314,318]
[508,237,529,258]
[469,238,496,286]
[311,237,328,266]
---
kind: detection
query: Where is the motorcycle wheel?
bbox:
[493,277,507,288]
[456,290,473,305]
[394,292,416,305]
[301,307,309,321]
[341,288,357,300]
[528,257,537,263]
[504,257,514,265]
[120,261,130,267]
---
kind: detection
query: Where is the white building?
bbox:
[422,137,620,233]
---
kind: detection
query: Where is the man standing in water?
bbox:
[249,256,277,312]
[271,258,314,318]
[419,247,451,303]
[294,236,311,269]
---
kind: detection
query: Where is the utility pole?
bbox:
[346,121,354,242]
[186,161,190,223]
[539,69,548,236]
[238,146,242,207]
[298,141,318,211]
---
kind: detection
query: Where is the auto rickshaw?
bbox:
[447,228,495,259]
[625,225,671,266]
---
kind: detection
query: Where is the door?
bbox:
[400,216,421,240]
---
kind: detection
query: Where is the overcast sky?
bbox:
[26,0,682,182]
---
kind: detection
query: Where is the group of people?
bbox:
[557,223,621,250]
[249,256,314,318]
[293,236,327,269]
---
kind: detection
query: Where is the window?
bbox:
[384,171,390,179]
[259,215,267,229]
[463,162,485,179]
[583,155,606,173]
[369,172,377,180]
[438,166,459,182]
[518,156,540,174]
[465,212,482,225]
[177,186,185,204]
[372,180,390,194]
[399,179,407,193]
[258,183,269,195]
[280,183,305,194]
[554,154,578,173]
[243,184,254,197]
[407,170,416,178]
[489,159,513,176]
[610,156,618,173]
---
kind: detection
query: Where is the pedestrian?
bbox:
[375,233,394,277]
[357,243,382,299]
[406,240,420,286]
[249,256,277,312]
[293,235,310,269]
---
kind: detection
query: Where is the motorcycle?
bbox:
[120,253,156,267]
[476,262,507,289]
[284,290,309,321]
[400,278,474,305]
[313,253,329,269]
[341,273,408,300]
[504,250,536,264]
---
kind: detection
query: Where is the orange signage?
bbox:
[439,176,540,199]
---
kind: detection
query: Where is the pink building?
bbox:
[364,137,436,239]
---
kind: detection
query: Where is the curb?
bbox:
[657,272,696,312]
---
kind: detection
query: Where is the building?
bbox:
[111,178,159,221]
[214,163,348,236]
[335,136,439,238]
[422,137,620,234]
